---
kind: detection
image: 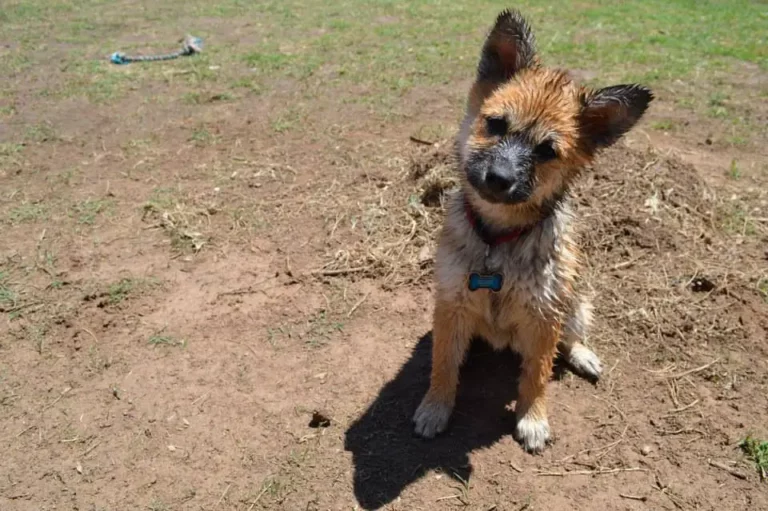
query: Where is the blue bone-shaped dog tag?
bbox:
[468,272,503,292]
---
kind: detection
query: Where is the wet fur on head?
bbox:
[457,9,653,229]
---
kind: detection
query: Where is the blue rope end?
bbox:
[183,35,204,54]
[110,52,127,65]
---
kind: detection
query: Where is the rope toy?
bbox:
[110,35,203,65]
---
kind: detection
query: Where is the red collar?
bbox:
[464,198,529,247]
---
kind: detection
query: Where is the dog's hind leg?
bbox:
[557,299,603,382]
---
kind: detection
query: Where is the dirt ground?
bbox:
[2,13,768,511]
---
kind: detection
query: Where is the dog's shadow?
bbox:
[344,332,573,510]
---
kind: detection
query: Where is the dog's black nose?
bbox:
[485,168,514,194]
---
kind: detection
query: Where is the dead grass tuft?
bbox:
[318,138,766,371]
[142,192,212,254]
[572,146,766,369]
[414,146,458,208]
[316,140,459,288]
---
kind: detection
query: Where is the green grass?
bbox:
[740,435,768,479]
[758,279,768,303]
[727,160,741,180]
[142,187,178,212]
[102,277,157,305]
[0,1,763,152]
[189,126,218,146]
[243,51,295,72]
[0,0,764,116]
[718,203,757,236]
[182,91,234,105]
[86,277,160,307]
[71,198,113,225]
[0,143,23,157]
[8,203,46,223]
[25,123,58,143]
[0,143,25,169]
[652,120,675,131]
[148,334,185,348]
[270,107,305,133]
[265,309,345,349]
[106,278,136,304]
[304,310,344,348]
[0,272,18,310]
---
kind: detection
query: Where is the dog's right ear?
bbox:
[578,84,654,152]
[477,9,537,83]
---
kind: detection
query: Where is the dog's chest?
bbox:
[461,243,559,324]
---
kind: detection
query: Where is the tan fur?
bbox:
[414,9,650,452]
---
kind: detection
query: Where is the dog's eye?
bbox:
[485,116,508,137]
[533,140,557,162]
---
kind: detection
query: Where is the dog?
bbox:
[412,8,652,452]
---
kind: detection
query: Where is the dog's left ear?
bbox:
[477,9,537,83]
[579,84,654,152]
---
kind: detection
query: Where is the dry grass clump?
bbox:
[572,146,766,363]
[315,140,459,288]
[142,189,214,254]
[318,135,767,357]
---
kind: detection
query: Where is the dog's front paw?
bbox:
[413,396,453,439]
[568,344,603,382]
[515,413,551,453]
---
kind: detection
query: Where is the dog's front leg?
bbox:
[515,318,560,453]
[413,298,473,438]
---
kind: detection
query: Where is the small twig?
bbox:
[666,379,681,409]
[669,358,720,379]
[191,392,209,406]
[214,483,231,508]
[643,363,677,374]
[247,481,274,510]
[509,461,524,473]
[42,387,71,411]
[80,327,99,343]
[557,425,628,464]
[708,459,747,480]
[81,441,101,457]
[346,292,370,318]
[662,399,699,417]
[310,266,371,277]
[435,494,462,502]
[620,493,647,501]
[661,487,685,510]
[536,467,646,477]
[606,358,621,378]
[409,135,436,145]
[610,256,644,271]
[1,301,42,314]
[657,427,705,436]
[15,425,36,438]
[215,277,273,299]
